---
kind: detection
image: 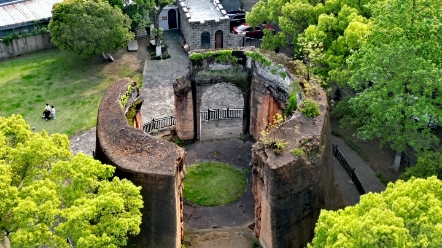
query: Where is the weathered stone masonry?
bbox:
[95,78,185,248]
[178,0,245,51]
[173,49,334,247]
[97,49,334,248]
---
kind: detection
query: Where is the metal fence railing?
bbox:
[239,37,263,48]
[142,115,175,133]
[332,144,367,195]
[200,108,243,121]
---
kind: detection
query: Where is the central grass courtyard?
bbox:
[0,48,143,137]
[183,161,248,206]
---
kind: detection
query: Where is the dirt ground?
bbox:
[101,37,149,78]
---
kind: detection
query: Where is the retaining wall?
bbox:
[0,33,54,60]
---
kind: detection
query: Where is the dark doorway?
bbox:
[215,30,223,49]
[168,9,177,29]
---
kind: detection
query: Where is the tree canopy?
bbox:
[0,115,143,247]
[401,151,442,181]
[133,0,175,56]
[49,0,134,57]
[309,176,442,247]
[342,0,442,155]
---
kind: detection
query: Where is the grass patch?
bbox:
[377,173,389,186]
[0,49,142,137]
[183,161,247,206]
[332,129,370,162]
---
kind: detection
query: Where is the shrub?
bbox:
[401,150,442,180]
[161,54,171,59]
[285,92,297,116]
[300,99,320,118]
[291,148,305,157]
[330,96,352,120]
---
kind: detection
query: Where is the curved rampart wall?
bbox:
[95,78,185,248]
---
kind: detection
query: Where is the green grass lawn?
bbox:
[183,161,247,206]
[0,49,142,137]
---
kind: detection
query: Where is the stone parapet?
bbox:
[95,78,186,248]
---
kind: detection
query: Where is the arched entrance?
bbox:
[168,9,177,29]
[199,83,244,141]
[215,30,223,49]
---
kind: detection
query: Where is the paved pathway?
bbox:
[141,30,189,122]
[332,135,386,205]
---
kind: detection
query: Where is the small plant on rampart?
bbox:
[119,82,138,107]
[260,113,288,155]
[300,99,320,118]
[290,137,324,164]
[285,92,298,116]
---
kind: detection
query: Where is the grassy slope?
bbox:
[184,161,247,206]
[0,49,142,137]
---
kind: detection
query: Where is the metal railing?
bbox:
[200,108,243,121]
[142,115,175,133]
[239,37,263,48]
[332,144,367,195]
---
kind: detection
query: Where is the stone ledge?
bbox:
[95,77,185,175]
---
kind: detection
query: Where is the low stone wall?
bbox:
[0,33,55,60]
[95,78,186,248]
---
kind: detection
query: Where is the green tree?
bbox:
[401,151,442,180]
[309,176,442,247]
[343,0,442,169]
[49,0,134,57]
[133,0,175,56]
[0,115,143,247]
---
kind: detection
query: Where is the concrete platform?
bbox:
[127,40,139,52]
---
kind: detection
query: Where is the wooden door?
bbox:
[215,30,223,49]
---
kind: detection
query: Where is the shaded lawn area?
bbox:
[184,161,247,206]
[0,49,142,137]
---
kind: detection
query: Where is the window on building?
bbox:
[201,31,210,49]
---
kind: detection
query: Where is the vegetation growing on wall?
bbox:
[285,92,298,116]
[0,26,49,45]
[189,50,239,65]
[119,82,138,107]
[290,138,324,164]
[300,99,320,118]
[260,113,288,155]
[245,51,287,79]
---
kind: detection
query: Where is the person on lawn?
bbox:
[51,106,56,119]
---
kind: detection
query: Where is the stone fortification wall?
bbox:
[178,0,234,50]
[174,49,334,247]
[0,32,55,60]
[95,78,186,248]
[252,82,334,248]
